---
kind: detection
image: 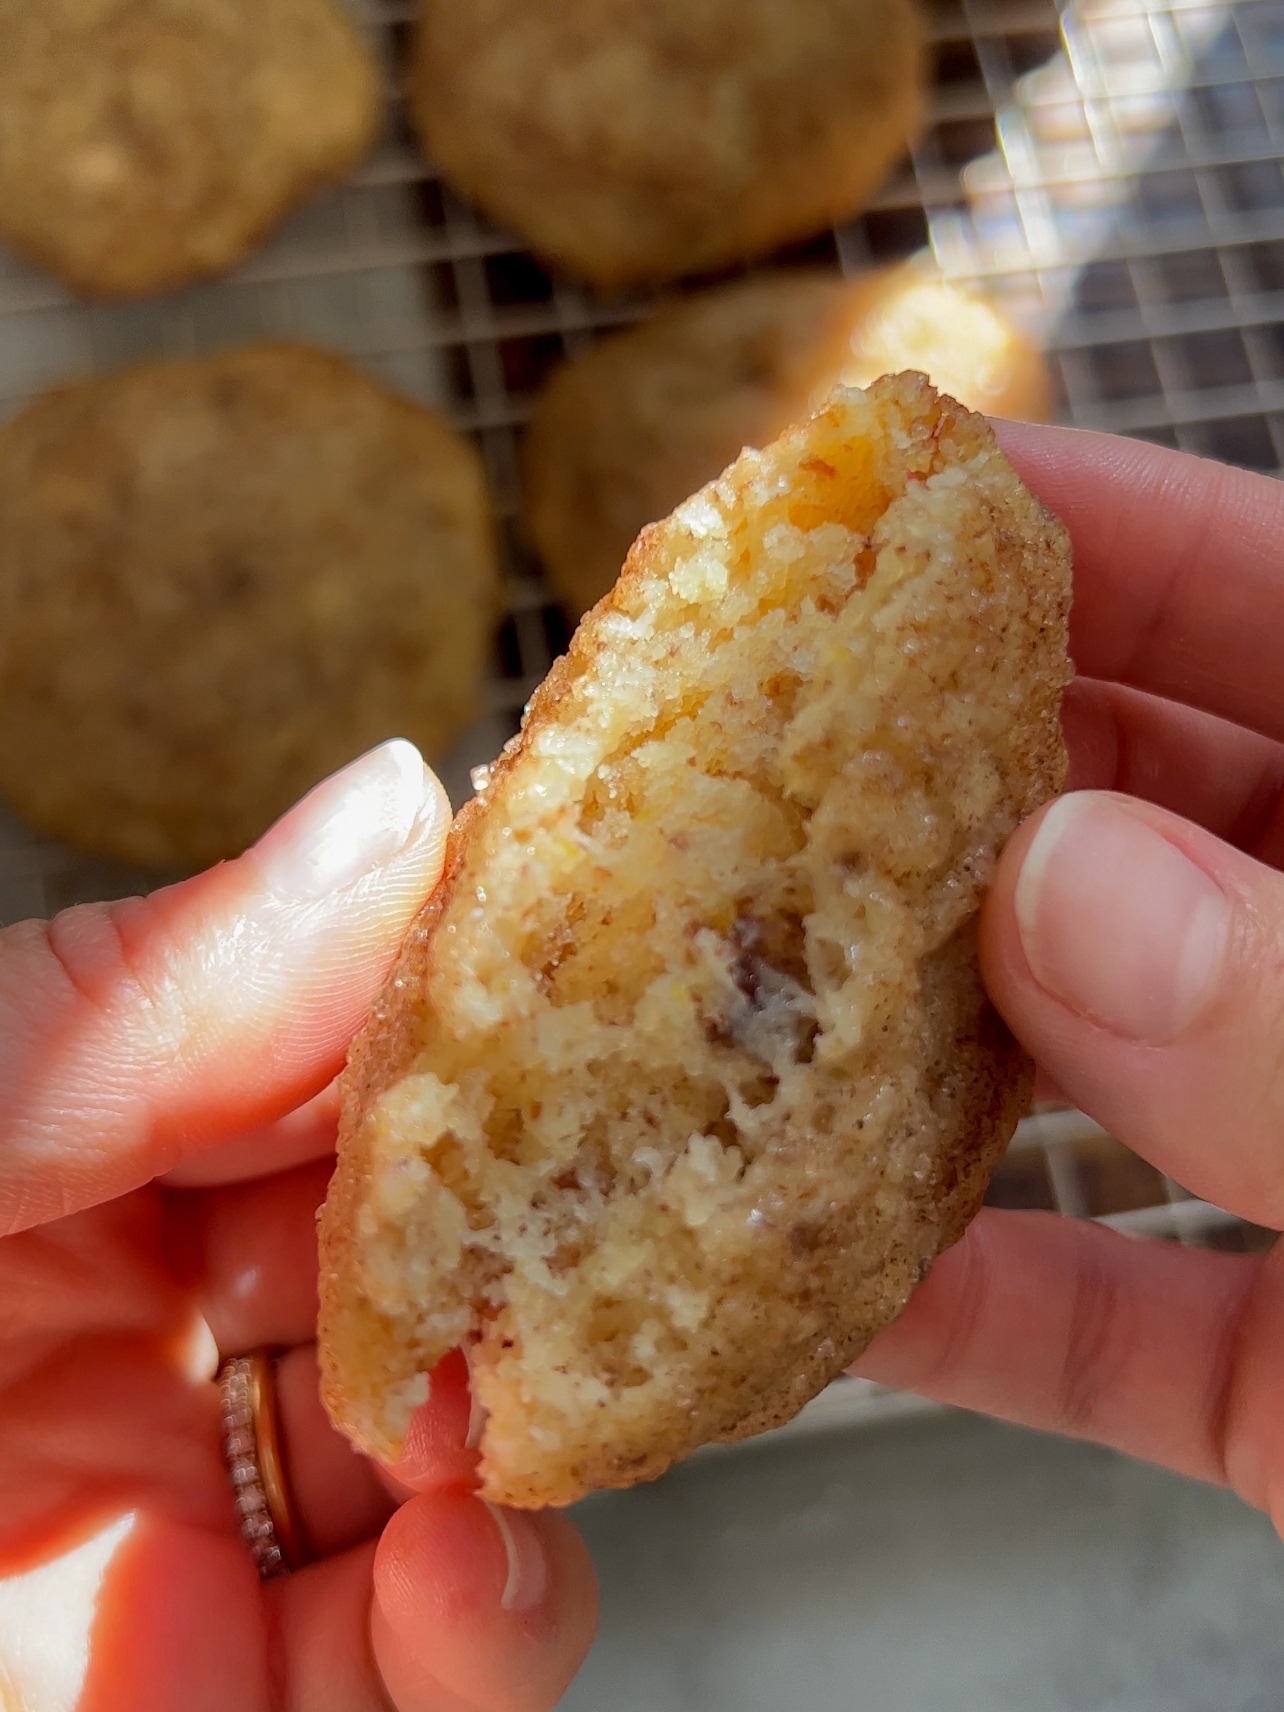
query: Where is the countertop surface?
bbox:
[564,1411,1284,1712]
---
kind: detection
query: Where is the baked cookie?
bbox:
[524,265,1053,613]
[0,0,379,299]
[319,373,1072,1507]
[410,0,925,291]
[0,343,498,870]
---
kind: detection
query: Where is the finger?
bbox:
[165,1155,395,1552]
[0,1327,359,1565]
[385,1350,482,1497]
[161,1082,340,1189]
[0,1509,269,1712]
[0,1331,230,1557]
[7,1497,596,1712]
[0,740,450,1236]
[1064,678,1284,869]
[170,1169,476,1537]
[1037,678,1282,1105]
[980,790,1284,1225]
[0,1193,180,1378]
[0,1321,386,1575]
[268,1495,597,1712]
[275,1345,481,1559]
[852,1208,1261,1494]
[268,1543,388,1712]
[165,1160,330,1353]
[995,422,1284,742]
[276,1346,393,1558]
[371,1494,597,1712]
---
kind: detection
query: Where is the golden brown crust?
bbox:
[410,0,925,291]
[523,266,1053,614]
[0,0,379,299]
[0,342,499,869]
[320,374,1071,1506]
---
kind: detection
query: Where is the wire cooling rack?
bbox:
[0,0,1276,1437]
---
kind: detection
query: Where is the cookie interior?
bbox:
[321,374,1069,1505]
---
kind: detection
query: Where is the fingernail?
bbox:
[252,740,439,900]
[465,1387,486,1453]
[484,1503,548,1613]
[463,1344,486,1451]
[1015,794,1231,1045]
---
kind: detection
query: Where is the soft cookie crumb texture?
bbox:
[319,373,1072,1507]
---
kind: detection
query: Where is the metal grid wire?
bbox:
[0,0,1276,1437]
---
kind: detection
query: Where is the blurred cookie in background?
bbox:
[523,264,1051,613]
[410,0,926,293]
[0,0,380,299]
[0,343,498,870]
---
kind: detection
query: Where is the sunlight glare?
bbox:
[0,1511,137,1712]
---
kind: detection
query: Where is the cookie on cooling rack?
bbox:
[318,373,1072,1508]
[0,0,379,299]
[524,265,1053,613]
[409,0,926,292]
[0,342,498,870]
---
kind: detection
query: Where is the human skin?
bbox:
[0,424,1281,1708]
[855,422,1284,1533]
[0,741,596,1712]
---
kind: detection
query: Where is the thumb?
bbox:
[980,789,1284,1225]
[0,740,449,1234]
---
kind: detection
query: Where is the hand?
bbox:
[0,741,596,1712]
[854,424,1284,1533]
